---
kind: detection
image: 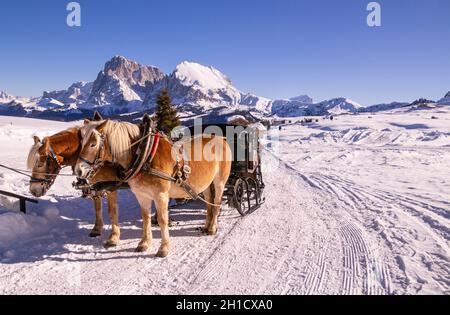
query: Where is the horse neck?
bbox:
[48,129,81,167]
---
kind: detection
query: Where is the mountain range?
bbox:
[0,56,448,122]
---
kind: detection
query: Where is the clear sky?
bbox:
[0,0,449,105]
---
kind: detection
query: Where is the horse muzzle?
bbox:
[75,161,95,180]
[29,182,47,197]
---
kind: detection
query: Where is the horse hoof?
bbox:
[156,249,169,258]
[89,231,102,238]
[135,244,149,253]
[207,229,218,236]
[104,240,118,249]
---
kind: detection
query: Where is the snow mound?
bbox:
[300,127,450,147]
[0,210,49,251]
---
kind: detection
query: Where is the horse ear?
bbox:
[142,113,151,124]
[97,120,109,132]
[33,136,41,144]
[84,118,91,125]
[93,111,103,121]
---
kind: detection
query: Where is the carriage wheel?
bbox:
[233,178,251,216]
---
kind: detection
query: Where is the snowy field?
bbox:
[0,108,449,295]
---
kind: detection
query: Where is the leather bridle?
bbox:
[78,133,106,180]
[30,144,63,193]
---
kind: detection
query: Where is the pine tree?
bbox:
[154,89,180,134]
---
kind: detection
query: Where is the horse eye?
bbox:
[90,142,96,148]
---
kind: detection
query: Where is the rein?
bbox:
[0,165,73,179]
[1,140,74,192]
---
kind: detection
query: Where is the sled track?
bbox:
[266,150,394,294]
[319,173,450,242]
[339,223,391,295]
[299,234,330,295]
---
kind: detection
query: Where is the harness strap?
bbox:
[48,145,61,167]
[120,120,158,182]
[145,167,221,207]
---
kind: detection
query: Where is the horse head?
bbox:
[75,119,110,179]
[27,135,64,197]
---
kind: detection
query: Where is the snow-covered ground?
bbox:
[0,108,449,295]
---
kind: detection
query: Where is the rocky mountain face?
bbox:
[88,56,165,108]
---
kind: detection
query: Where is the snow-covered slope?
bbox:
[317,98,363,115]
[272,97,363,117]
[43,81,93,105]
[360,102,409,113]
[271,95,313,117]
[0,108,449,294]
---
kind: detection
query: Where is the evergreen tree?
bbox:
[154,89,180,134]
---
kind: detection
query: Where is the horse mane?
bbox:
[27,141,43,170]
[27,127,81,170]
[84,120,140,164]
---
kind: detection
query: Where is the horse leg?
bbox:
[89,197,103,237]
[104,191,121,248]
[207,181,226,236]
[135,193,153,253]
[155,193,171,258]
[202,186,214,233]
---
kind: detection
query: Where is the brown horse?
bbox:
[75,119,232,257]
[26,118,121,247]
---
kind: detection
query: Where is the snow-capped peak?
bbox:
[174,61,234,91]
[167,61,243,109]
[0,91,15,103]
[319,98,363,115]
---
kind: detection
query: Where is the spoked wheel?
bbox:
[246,178,261,207]
[233,178,251,216]
[233,178,262,216]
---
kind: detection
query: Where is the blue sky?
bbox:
[0,0,449,105]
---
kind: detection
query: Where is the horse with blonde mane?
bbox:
[75,118,232,257]
[26,113,122,247]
